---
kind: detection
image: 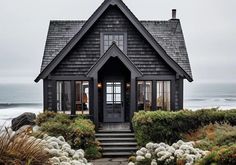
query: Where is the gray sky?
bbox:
[0,0,235,84]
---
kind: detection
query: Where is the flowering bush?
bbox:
[129,140,209,165]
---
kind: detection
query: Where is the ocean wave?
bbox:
[0,103,42,109]
[185,99,206,101]
[225,99,236,102]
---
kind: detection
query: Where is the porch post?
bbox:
[130,75,136,129]
[93,76,99,131]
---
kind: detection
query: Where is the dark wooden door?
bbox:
[103,81,124,122]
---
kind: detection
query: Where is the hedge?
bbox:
[132,109,236,146]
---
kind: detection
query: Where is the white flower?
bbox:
[58,136,65,142]
[140,147,148,153]
[153,143,160,149]
[177,140,184,145]
[167,146,175,153]
[70,160,82,165]
[145,153,152,159]
[60,162,70,165]
[128,162,135,165]
[136,155,145,161]
[49,149,60,156]
[59,156,70,162]
[151,159,157,165]
[172,143,179,149]
[155,146,166,153]
[136,150,144,156]
[49,157,60,164]
[50,141,60,149]
[146,142,154,149]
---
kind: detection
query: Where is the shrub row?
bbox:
[36,112,101,159]
[132,109,236,146]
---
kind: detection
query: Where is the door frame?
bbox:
[103,79,125,123]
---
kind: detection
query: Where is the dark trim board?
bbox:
[49,76,91,81]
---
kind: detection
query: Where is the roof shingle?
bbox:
[40,19,192,79]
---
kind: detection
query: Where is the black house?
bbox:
[35,0,192,129]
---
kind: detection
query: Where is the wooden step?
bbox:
[100,142,137,146]
[95,133,135,137]
[97,137,136,141]
[102,151,135,156]
[102,146,137,151]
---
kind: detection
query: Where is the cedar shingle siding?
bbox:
[51,6,175,76]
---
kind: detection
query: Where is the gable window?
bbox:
[57,81,71,114]
[102,33,126,54]
[75,81,90,115]
[156,81,171,110]
[137,81,152,111]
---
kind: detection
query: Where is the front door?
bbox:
[103,81,124,122]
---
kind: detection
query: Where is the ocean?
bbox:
[0,82,236,126]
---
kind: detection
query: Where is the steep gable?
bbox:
[35,0,192,82]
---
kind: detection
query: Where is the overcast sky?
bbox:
[0,0,235,85]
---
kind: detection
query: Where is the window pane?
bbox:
[63,81,71,114]
[137,81,144,110]
[156,81,170,111]
[109,35,113,40]
[145,81,152,111]
[76,81,90,115]
[106,94,113,102]
[82,81,89,114]
[57,81,63,111]
[114,94,121,102]
[157,81,163,109]
[103,34,125,53]
[163,81,170,110]
[119,35,124,41]
[104,35,108,40]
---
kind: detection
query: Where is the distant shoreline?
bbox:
[0,103,42,109]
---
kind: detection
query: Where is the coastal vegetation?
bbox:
[130,109,236,165]
[36,112,102,159]
[0,125,50,164]
[132,109,236,146]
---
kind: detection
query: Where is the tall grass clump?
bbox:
[0,124,50,165]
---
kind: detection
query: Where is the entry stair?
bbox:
[95,129,138,156]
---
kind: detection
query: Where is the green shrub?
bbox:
[36,111,57,126]
[197,145,236,165]
[183,123,236,151]
[37,112,101,159]
[132,109,236,146]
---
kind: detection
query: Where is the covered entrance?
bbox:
[87,44,142,130]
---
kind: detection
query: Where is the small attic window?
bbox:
[101,32,127,54]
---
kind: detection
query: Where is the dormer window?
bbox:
[101,33,127,54]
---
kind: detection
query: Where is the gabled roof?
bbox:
[35,0,193,82]
[87,43,142,77]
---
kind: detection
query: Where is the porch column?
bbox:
[93,77,99,130]
[130,76,136,129]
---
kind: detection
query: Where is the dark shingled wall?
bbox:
[51,6,175,76]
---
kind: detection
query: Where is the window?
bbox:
[76,81,89,114]
[137,81,152,111]
[106,82,122,104]
[57,81,71,114]
[157,81,171,110]
[103,34,124,53]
